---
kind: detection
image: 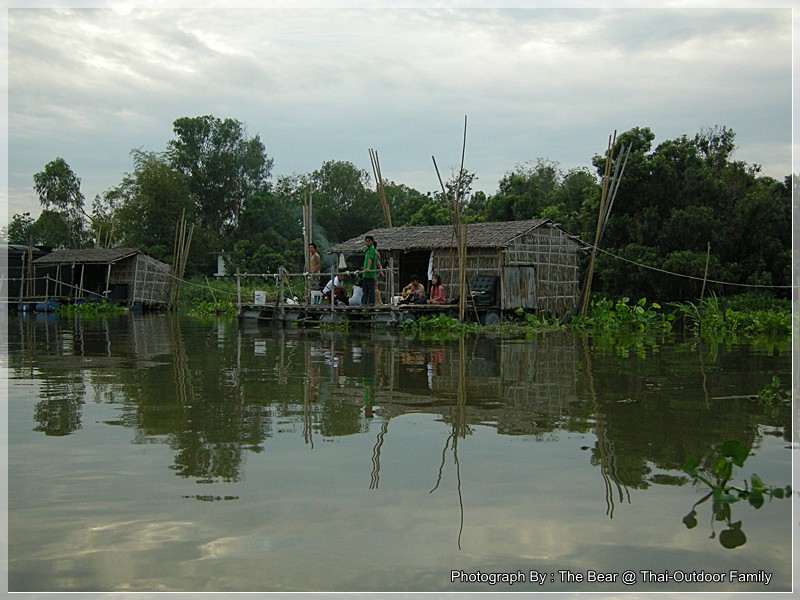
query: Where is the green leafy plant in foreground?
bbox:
[682,440,791,549]
[670,293,791,338]
[572,297,674,333]
[757,376,792,417]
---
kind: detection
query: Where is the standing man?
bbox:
[361,235,377,306]
[308,242,321,291]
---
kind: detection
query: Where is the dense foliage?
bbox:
[6,119,790,303]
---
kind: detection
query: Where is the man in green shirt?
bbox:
[361,235,377,306]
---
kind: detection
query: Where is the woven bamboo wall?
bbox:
[131,254,172,306]
[505,226,580,317]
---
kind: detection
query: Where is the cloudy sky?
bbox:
[4,3,796,227]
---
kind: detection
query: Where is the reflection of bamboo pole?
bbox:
[303,345,315,448]
[580,335,630,517]
[454,336,466,548]
[428,338,468,549]
[370,421,388,489]
[169,312,193,405]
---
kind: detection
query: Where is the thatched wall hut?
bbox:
[33,248,172,307]
[328,219,584,317]
[1,244,53,302]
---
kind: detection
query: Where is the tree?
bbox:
[109,150,194,264]
[485,159,565,222]
[226,190,304,274]
[585,126,790,300]
[32,158,89,246]
[3,213,36,244]
[167,115,273,237]
[308,160,379,244]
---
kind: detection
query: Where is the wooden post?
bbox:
[236,269,241,312]
[79,264,85,301]
[18,252,25,303]
[458,224,467,322]
[105,263,112,302]
[278,267,286,322]
[388,256,395,304]
[700,242,711,302]
[329,266,335,313]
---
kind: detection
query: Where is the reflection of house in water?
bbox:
[320,333,584,437]
[12,314,176,437]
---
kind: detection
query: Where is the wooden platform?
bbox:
[238,302,501,327]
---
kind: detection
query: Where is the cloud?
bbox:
[5,7,793,224]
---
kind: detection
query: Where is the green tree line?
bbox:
[5,117,791,301]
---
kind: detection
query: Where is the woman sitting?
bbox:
[426,274,447,304]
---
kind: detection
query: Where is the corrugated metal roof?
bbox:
[32,247,143,265]
[328,219,551,254]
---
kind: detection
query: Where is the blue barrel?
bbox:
[34,299,61,312]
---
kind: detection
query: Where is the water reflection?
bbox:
[6,313,793,591]
[7,313,791,494]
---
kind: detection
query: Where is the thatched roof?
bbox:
[328,219,552,254]
[33,247,143,265]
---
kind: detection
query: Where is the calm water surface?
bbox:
[4,313,794,592]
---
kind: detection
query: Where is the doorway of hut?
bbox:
[398,250,431,291]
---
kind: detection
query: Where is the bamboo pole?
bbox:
[303,190,310,302]
[458,224,467,322]
[370,148,392,228]
[580,131,617,317]
[456,117,467,321]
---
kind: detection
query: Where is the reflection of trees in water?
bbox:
[11,316,790,500]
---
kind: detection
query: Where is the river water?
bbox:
[4,313,794,592]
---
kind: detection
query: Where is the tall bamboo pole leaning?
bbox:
[369,148,392,228]
[456,116,468,322]
[580,131,617,318]
[432,156,460,308]
[431,115,469,321]
[169,209,193,310]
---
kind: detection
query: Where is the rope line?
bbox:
[591,245,794,290]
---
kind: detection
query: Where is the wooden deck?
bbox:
[238,301,501,327]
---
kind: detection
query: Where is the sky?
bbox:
[3,3,796,228]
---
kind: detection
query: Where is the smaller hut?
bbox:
[328,219,585,317]
[1,244,53,302]
[33,248,172,308]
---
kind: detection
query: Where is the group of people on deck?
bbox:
[308,236,447,308]
[398,273,446,305]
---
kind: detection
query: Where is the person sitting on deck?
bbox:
[322,274,349,305]
[426,273,447,305]
[349,279,364,306]
[399,274,426,305]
